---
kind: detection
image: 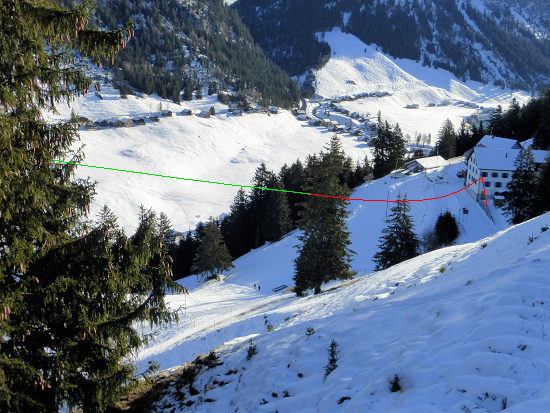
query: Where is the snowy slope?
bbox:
[145,209,550,413]
[135,161,509,371]
[50,84,368,233]
[311,29,529,139]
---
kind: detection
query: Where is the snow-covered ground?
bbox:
[145,202,550,413]
[312,29,529,139]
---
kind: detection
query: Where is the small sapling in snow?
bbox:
[246,341,258,360]
[305,326,315,339]
[323,339,339,379]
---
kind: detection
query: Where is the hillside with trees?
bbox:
[233,0,550,90]
[59,0,300,108]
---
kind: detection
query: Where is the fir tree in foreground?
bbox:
[293,136,355,296]
[373,193,419,271]
[193,218,234,279]
[503,147,537,225]
[0,2,185,412]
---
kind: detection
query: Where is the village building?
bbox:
[198,111,211,118]
[464,135,548,202]
[405,155,446,173]
[269,106,279,114]
[233,109,243,116]
[109,119,123,128]
[161,109,173,117]
[121,118,133,127]
[405,104,420,109]
[150,115,160,122]
[133,117,146,126]
[253,106,265,114]
[181,109,193,116]
[296,114,309,121]
[308,118,321,126]
[95,119,109,127]
[87,123,98,130]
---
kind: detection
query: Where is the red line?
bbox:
[311,177,483,203]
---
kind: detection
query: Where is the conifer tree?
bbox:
[503,147,538,224]
[249,163,277,248]
[534,154,550,217]
[193,218,234,279]
[221,188,251,258]
[0,2,186,412]
[373,193,419,270]
[263,181,292,242]
[436,119,457,159]
[373,120,393,178]
[293,136,355,296]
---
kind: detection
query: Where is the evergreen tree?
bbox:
[503,147,538,224]
[248,163,277,248]
[436,119,457,159]
[0,2,186,412]
[455,119,473,156]
[388,123,405,170]
[279,159,307,228]
[373,120,393,178]
[534,154,550,217]
[262,181,292,242]
[193,218,234,278]
[221,188,251,259]
[373,193,419,270]
[293,136,355,296]
[433,210,459,247]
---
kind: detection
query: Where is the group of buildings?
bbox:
[405,135,549,205]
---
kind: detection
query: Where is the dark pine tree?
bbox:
[293,136,355,296]
[0,2,186,412]
[221,188,252,259]
[436,119,457,159]
[193,218,234,279]
[503,147,538,224]
[262,181,292,242]
[534,154,550,217]
[373,120,393,178]
[433,210,459,247]
[373,193,419,271]
[248,163,277,248]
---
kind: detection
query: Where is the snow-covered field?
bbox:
[144,200,550,413]
[312,29,529,139]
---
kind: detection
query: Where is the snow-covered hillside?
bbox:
[310,29,529,139]
[140,203,550,413]
[51,85,369,232]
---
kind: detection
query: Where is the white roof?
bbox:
[476,135,520,149]
[407,156,445,170]
[473,148,549,171]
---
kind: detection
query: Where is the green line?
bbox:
[52,160,314,196]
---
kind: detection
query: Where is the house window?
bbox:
[495,182,502,188]
[506,182,511,188]
[482,172,488,177]
[492,172,498,177]
[485,181,491,187]
[502,173,508,178]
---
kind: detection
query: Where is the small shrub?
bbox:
[480,242,488,249]
[246,341,258,360]
[305,326,315,339]
[466,280,472,286]
[272,392,278,397]
[297,373,303,377]
[541,225,549,233]
[323,339,339,379]
[337,396,351,404]
[434,210,459,247]
[267,325,274,332]
[209,105,216,115]
[528,234,538,244]
[389,375,401,392]
[439,266,446,273]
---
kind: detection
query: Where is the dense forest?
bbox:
[60,0,300,107]
[234,0,550,90]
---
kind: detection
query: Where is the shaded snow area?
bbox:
[312,29,529,138]
[144,209,550,413]
[49,84,368,233]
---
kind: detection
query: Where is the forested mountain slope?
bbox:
[60,0,300,107]
[233,0,550,91]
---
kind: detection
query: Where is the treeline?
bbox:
[487,89,550,150]
[169,137,372,280]
[62,0,300,108]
